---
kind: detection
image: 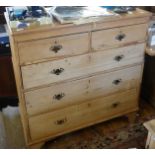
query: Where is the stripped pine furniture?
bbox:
[5,8,151,148]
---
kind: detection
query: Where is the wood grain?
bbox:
[21,43,145,90]
[25,65,142,116]
[29,89,139,141]
[92,24,148,51]
[18,33,89,65]
[5,9,150,147]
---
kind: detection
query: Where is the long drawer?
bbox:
[92,24,147,51]
[18,33,89,65]
[22,43,145,90]
[25,65,142,116]
[29,89,138,141]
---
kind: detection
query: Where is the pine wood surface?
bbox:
[5,8,151,148]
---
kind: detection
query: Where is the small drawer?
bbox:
[21,43,145,90]
[29,89,138,141]
[92,24,147,51]
[18,33,89,65]
[25,65,142,116]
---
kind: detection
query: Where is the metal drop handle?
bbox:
[55,117,67,125]
[53,93,65,100]
[114,55,124,61]
[113,79,122,85]
[50,68,64,75]
[50,45,62,53]
[116,33,126,41]
[112,102,120,108]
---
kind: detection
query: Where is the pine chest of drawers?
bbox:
[5,9,151,148]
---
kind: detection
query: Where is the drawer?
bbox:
[22,43,145,90]
[29,89,138,141]
[25,65,142,116]
[92,24,147,51]
[18,33,89,65]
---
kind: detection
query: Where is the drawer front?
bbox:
[25,65,142,116]
[18,33,89,65]
[92,24,147,51]
[29,89,138,141]
[22,43,145,90]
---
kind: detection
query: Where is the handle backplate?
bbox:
[53,93,65,100]
[112,102,120,108]
[116,33,126,41]
[114,55,124,61]
[50,44,62,53]
[50,68,64,75]
[113,79,122,85]
[55,117,67,125]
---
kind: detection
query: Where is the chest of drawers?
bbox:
[5,9,151,148]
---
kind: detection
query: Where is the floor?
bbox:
[0,100,155,149]
[0,106,25,149]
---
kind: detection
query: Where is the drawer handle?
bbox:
[50,45,62,53]
[116,33,126,41]
[112,102,120,108]
[114,55,124,61]
[53,93,65,100]
[55,118,67,125]
[50,68,64,75]
[113,79,122,85]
